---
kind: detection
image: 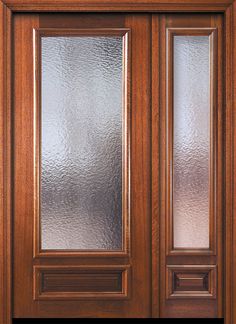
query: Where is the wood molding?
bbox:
[151,14,160,318]
[225,4,234,324]
[232,3,236,322]
[0,2,12,324]
[1,0,233,12]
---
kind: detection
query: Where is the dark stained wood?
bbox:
[39,13,126,28]
[1,0,233,12]
[225,4,234,324]
[126,14,152,318]
[0,2,12,324]
[13,13,40,319]
[158,12,166,319]
[166,265,216,298]
[156,13,223,318]
[36,27,130,37]
[0,0,235,323]
[34,265,129,299]
[213,13,224,318]
[232,2,236,320]
[151,14,160,319]
[13,13,151,318]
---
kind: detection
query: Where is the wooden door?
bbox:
[13,13,151,318]
[12,11,224,319]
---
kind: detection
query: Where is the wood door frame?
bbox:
[0,0,235,322]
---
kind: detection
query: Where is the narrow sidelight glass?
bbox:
[40,36,124,250]
[173,36,210,249]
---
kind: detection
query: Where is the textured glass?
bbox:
[41,36,123,250]
[173,36,210,249]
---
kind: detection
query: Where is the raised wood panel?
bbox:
[34,266,130,300]
[167,265,216,299]
[174,273,208,291]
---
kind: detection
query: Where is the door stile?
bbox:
[151,13,160,318]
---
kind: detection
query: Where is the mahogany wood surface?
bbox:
[157,13,223,318]
[1,0,234,12]
[0,0,235,322]
[0,3,12,324]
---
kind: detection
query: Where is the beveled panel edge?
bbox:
[32,27,131,258]
[166,265,216,299]
[33,265,131,300]
[166,27,217,255]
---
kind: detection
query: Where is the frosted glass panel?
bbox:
[173,36,210,249]
[41,36,123,250]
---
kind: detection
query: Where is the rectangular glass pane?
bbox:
[173,36,210,249]
[41,36,124,250]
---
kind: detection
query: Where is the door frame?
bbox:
[0,0,235,322]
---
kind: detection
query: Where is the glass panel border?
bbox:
[166,28,217,255]
[33,28,131,258]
